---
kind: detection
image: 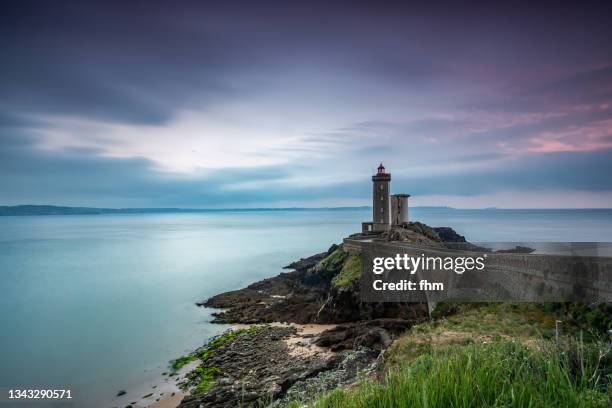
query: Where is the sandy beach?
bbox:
[148,390,187,408]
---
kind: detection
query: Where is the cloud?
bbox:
[2,119,611,207]
[0,131,292,207]
[1,2,612,207]
[394,149,612,196]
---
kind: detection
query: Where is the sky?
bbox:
[1,1,612,208]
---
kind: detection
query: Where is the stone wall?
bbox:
[343,238,612,314]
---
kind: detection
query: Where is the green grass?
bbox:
[542,303,612,334]
[386,303,610,369]
[286,338,610,408]
[331,255,361,288]
[429,302,611,340]
[285,303,611,408]
[431,302,566,336]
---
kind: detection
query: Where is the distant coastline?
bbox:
[2,205,611,217]
[0,204,367,216]
[0,204,453,216]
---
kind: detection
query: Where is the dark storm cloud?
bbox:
[3,1,611,125]
[0,1,286,124]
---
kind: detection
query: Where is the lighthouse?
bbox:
[372,163,391,231]
[362,163,410,233]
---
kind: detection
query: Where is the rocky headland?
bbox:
[167,222,474,407]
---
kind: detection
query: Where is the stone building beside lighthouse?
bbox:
[362,163,410,233]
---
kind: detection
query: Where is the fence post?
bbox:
[555,320,563,343]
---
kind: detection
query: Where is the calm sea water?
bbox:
[1,208,611,407]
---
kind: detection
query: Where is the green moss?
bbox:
[172,355,197,370]
[172,325,262,371]
[192,366,222,394]
[193,326,256,361]
[331,255,361,288]
[319,248,349,272]
[173,325,264,394]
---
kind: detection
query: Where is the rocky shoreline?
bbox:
[176,223,468,407]
[201,243,429,325]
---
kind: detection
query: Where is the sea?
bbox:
[1,208,611,407]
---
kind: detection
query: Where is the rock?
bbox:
[217,377,233,386]
[178,326,336,408]
[116,390,126,396]
[354,327,391,349]
[379,227,440,245]
[283,245,338,270]
[280,348,378,403]
[433,227,466,242]
[315,319,418,352]
[496,245,535,254]
[200,245,428,325]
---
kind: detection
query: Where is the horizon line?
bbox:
[2,204,612,212]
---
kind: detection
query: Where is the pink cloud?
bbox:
[527,118,612,153]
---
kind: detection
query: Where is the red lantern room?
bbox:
[377,162,386,175]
